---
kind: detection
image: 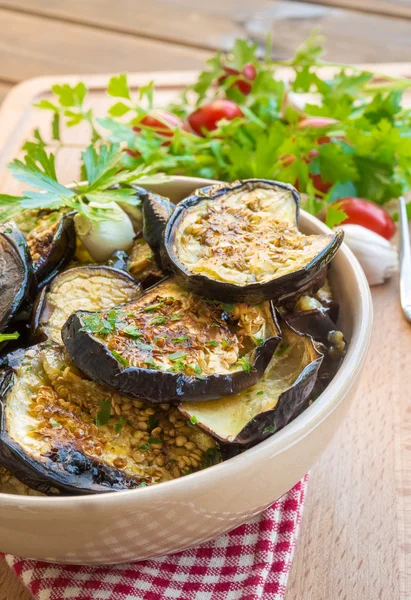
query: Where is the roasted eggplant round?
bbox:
[0,344,218,495]
[15,209,77,286]
[180,321,322,444]
[134,186,176,266]
[0,222,33,333]
[162,179,343,303]
[62,277,281,404]
[32,266,142,344]
[127,234,164,288]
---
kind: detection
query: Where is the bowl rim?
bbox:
[0,181,373,508]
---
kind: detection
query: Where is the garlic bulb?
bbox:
[74,202,134,262]
[338,224,398,286]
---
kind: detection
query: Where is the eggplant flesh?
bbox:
[180,323,322,445]
[62,278,281,404]
[0,223,33,332]
[163,179,343,303]
[32,266,142,344]
[0,344,218,495]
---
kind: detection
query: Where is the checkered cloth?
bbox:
[3,476,307,600]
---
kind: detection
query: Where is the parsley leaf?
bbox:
[263,425,276,435]
[325,203,347,229]
[150,315,167,325]
[94,399,111,427]
[237,356,252,374]
[107,73,131,100]
[169,351,188,361]
[115,417,126,434]
[111,350,129,367]
[122,324,142,338]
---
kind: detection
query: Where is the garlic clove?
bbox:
[338,224,398,286]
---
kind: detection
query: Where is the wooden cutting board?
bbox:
[0,68,409,600]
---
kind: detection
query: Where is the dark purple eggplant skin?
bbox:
[0,355,148,495]
[161,179,343,304]
[237,356,322,445]
[61,291,281,404]
[131,185,176,266]
[284,309,338,346]
[0,222,33,333]
[33,212,77,288]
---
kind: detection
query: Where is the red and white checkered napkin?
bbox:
[4,476,308,600]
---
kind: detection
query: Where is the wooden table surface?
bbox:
[0,1,410,599]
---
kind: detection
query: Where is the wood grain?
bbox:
[0,67,410,600]
[1,0,411,64]
[0,9,209,84]
[289,0,411,19]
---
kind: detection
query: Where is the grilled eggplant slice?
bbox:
[127,234,164,288]
[180,322,322,445]
[0,344,218,495]
[0,222,33,332]
[32,266,142,343]
[140,188,176,265]
[163,179,343,303]
[62,278,281,404]
[15,209,77,286]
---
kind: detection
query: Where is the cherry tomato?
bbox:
[218,63,257,95]
[298,117,339,145]
[334,197,396,239]
[133,110,188,137]
[188,100,244,136]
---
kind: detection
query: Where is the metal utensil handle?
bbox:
[399,196,411,322]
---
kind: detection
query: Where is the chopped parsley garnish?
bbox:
[256,390,264,396]
[136,341,152,351]
[49,418,60,428]
[210,323,220,328]
[59,364,67,372]
[205,340,218,347]
[221,338,230,349]
[137,482,148,488]
[194,364,202,375]
[0,331,20,343]
[111,350,129,367]
[169,351,188,361]
[150,315,167,325]
[144,359,159,369]
[138,442,151,451]
[190,415,199,425]
[237,356,252,374]
[3,227,12,234]
[172,335,190,343]
[94,399,111,427]
[144,301,164,312]
[81,313,116,336]
[148,415,159,431]
[147,436,162,445]
[263,425,276,434]
[221,303,234,314]
[115,417,126,433]
[169,358,186,372]
[170,313,184,321]
[122,324,142,337]
[253,337,264,346]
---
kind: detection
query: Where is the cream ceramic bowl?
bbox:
[0,177,372,564]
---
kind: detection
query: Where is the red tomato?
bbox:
[188,100,244,136]
[335,197,396,239]
[298,117,339,145]
[218,63,257,95]
[133,110,187,137]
